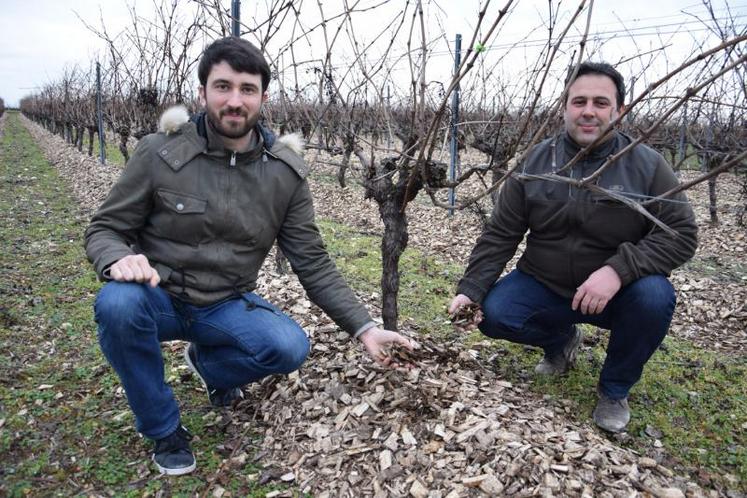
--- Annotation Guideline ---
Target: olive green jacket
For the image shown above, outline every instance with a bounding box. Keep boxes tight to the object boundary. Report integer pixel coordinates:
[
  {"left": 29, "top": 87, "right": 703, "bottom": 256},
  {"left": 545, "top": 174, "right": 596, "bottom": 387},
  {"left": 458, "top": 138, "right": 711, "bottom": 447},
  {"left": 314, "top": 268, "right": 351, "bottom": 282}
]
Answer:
[
  {"left": 457, "top": 131, "right": 698, "bottom": 302},
  {"left": 85, "top": 110, "right": 373, "bottom": 336}
]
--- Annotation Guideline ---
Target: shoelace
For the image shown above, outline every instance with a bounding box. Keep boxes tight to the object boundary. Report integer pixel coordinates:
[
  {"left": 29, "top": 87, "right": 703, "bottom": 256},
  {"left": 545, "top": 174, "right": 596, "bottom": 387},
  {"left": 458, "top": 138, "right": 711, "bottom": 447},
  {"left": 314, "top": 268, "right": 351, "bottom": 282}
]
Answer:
[{"left": 155, "top": 426, "right": 192, "bottom": 453}]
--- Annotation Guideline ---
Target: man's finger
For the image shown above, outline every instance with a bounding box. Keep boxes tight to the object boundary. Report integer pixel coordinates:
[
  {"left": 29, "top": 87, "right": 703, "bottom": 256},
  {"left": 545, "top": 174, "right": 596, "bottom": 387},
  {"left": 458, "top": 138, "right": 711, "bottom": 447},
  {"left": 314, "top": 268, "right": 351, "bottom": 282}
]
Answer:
[
  {"left": 396, "top": 335, "right": 414, "bottom": 351},
  {"left": 581, "top": 294, "right": 593, "bottom": 314},
  {"left": 594, "top": 299, "right": 607, "bottom": 314},
  {"left": 131, "top": 265, "right": 145, "bottom": 282},
  {"left": 149, "top": 271, "right": 161, "bottom": 287},
  {"left": 138, "top": 259, "right": 157, "bottom": 283},
  {"left": 572, "top": 288, "right": 584, "bottom": 311},
  {"left": 118, "top": 264, "right": 134, "bottom": 282}
]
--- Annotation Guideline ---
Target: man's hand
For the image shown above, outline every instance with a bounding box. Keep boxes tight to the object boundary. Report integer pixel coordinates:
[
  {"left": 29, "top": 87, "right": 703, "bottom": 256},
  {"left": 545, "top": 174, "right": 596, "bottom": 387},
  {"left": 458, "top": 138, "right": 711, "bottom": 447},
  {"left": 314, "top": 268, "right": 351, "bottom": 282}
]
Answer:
[
  {"left": 448, "top": 294, "right": 483, "bottom": 330},
  {"left": 109, "top": 254, "right": 161, "bottom": 287},
  {"left": 572, "top": 265, "right": 621, "bottom": 314},
  {"left": 358, "top": 326, "right": 415, "bottom": 368}
]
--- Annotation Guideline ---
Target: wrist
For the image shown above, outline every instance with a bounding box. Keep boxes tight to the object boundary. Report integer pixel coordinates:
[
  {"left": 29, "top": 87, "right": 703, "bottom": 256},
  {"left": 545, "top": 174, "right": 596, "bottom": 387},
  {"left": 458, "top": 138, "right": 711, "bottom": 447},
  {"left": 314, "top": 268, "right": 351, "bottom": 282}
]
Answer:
[{"left": 354, "top": 322, "right": 378, "bottom": 340}]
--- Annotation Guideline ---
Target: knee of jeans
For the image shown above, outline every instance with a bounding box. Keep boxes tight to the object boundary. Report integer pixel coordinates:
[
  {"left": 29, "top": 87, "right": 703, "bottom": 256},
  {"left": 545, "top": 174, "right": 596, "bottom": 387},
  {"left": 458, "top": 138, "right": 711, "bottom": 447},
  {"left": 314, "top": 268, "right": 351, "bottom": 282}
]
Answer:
[
  {"left": 626, "top": 275, "right": 675, "bottom": 313},
  {"left": 255, "top": 332, "right": 310, "bottom": 373},
  {"left": 477, "top": 306, "right": 513, "bottom": 339},
  {"left": 94, "top": 282, "right": 152, "bottom": 328}
]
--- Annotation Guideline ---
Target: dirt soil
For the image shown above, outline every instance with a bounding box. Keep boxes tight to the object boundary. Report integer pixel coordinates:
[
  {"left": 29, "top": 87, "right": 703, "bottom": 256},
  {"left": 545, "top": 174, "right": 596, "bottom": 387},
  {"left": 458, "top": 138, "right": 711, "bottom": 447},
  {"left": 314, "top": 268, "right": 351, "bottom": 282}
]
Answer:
[{"left": 20, "top": 115, "right": 746, "bottom": 497}]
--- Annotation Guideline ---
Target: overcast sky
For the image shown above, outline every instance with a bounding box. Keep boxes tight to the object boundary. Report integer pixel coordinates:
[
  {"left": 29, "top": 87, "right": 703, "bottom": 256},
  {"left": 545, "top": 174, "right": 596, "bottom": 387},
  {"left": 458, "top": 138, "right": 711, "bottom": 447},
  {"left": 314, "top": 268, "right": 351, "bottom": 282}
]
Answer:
[{"left": 1, "top": 0, "right": 745, "bottom": 107}]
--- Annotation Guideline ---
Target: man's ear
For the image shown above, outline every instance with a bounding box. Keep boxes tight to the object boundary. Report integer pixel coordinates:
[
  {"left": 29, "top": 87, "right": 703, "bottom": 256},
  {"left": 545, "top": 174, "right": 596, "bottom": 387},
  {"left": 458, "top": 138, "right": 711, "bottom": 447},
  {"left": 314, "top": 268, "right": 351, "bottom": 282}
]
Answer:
[
  {"left": 613, "top": 104, "right": 625, "bottom": 123},
  {"left": 198, "top": 86, "right": 206, "bottom": 107},
  {"left": 262, "top": 91, "right": 269, "bottom": 103}
]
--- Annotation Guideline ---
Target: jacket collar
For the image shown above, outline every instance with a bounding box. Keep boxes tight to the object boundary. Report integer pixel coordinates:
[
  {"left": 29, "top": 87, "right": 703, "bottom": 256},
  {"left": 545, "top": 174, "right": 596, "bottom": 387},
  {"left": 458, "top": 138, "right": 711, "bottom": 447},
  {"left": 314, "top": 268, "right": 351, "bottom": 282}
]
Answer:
[
  {"left": 157, "top": 108, "right": 290, "bottom": 171},
  {"left": 206, "top": 118, "right": 265, "bottom": 158},
  {"left": 561, "top": 130, "right": 619, "bottom": 159}
]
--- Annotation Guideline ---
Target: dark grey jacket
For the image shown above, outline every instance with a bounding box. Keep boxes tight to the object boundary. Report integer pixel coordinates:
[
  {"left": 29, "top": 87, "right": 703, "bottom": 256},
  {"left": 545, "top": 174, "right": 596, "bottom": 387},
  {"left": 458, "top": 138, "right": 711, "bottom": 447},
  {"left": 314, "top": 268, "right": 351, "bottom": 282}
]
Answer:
[
  {"left": 457, "top": 131, "right": 698, "bottom": 302},
  {"left": 85, "top": 110, "right": 373, "bottom": 335}
]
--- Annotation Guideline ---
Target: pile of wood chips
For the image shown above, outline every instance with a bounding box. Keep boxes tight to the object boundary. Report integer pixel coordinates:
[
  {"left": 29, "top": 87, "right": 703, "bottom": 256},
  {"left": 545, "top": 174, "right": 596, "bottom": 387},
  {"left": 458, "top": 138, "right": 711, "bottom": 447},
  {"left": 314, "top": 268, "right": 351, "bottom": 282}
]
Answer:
[{"left": 232, "top": 274, "right": 707, "bottom": 498}]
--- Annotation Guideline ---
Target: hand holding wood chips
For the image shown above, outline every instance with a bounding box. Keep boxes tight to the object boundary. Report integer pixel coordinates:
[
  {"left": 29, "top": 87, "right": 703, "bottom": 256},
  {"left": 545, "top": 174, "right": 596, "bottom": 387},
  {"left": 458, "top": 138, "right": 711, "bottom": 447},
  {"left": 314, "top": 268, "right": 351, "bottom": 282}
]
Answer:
[{"left": 449, "top": 302, "right": 483, "bottom": 333}]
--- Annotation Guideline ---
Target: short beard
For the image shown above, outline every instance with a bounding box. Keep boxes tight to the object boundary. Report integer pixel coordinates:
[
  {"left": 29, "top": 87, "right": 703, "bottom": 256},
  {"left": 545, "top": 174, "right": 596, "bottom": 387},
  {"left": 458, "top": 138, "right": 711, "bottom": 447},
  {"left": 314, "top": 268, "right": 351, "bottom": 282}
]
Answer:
[{"left": 206, "top": 108, "right": 258, "bottom": 139}]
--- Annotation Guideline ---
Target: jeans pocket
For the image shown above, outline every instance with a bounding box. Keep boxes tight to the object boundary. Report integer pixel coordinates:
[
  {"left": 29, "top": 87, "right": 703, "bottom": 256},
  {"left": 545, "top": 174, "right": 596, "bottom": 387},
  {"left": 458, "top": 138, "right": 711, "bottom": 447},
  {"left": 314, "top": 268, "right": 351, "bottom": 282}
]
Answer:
[{"left": 243, "top": 298, "right": 281, "bottom": 315}]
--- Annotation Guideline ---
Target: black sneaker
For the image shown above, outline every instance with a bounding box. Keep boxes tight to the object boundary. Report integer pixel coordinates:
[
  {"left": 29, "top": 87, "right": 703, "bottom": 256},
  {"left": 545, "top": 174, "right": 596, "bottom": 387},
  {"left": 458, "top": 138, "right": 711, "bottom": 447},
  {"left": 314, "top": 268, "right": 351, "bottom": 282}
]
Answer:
[
  {"left": 152, "top": 425, "right": 196, "bottom": 475},
  {"left": 183, "top": 344, "right": 243, "bottom": 407}
]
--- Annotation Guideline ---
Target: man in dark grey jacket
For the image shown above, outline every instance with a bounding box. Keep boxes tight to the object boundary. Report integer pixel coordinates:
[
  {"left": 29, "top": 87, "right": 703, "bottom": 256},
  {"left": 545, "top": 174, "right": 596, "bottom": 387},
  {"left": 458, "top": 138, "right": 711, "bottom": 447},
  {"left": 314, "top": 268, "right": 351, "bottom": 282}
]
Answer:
[
  {"left": 449, "top": 62, "right": 697, "bottom": 433},
  {"left": 85, "top": 37, "right": 412, "bottom": 475}
]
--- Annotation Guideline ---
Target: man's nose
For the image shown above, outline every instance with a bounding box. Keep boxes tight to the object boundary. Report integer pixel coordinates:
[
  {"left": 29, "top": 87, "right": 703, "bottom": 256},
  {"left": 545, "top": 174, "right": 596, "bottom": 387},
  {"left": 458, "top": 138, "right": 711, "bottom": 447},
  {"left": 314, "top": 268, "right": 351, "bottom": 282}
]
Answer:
[
  {"left": 226, "top": 89, "right": 243, "bottom": 106},
  {"left": 581, "top": 102, "right": 595, "bottom": 116}
]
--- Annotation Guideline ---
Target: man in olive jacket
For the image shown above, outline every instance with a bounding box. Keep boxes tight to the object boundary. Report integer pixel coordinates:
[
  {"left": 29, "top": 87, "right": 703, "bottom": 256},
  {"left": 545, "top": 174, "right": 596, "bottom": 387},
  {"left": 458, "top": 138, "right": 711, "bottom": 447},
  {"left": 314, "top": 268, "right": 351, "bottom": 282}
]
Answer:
[
  {"left": 449, "top": 62, "right": 697, "bottom": 433},
  {"left": 86, "top": 37, "right": 412, "bottom": 476}
]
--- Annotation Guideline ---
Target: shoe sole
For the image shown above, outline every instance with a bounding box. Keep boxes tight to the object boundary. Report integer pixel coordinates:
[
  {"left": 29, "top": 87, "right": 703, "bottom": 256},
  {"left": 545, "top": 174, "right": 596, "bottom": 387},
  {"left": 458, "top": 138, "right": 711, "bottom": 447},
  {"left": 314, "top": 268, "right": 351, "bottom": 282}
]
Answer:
[
  {"left": 152, "top": 455, "right": 197, "bottom": 476},
  {"left": 183, "top": 344, "right": 243, "bottom": 407},
  {"left": 183, "top": 344, "right": 211, "bottom": 395},
  {"left": 592, "top": 409, "right": 629, "bottom": 433}
]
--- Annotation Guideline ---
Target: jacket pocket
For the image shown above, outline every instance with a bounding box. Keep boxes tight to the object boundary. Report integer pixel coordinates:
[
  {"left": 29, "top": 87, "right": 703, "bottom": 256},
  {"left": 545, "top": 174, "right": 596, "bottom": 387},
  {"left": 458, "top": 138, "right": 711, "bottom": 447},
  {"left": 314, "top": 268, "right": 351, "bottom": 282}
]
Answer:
[
  {"left": 156, "top": 189, "right": 207, "bottom": 214},
  {"left": 150, "top": 189, "right": 209, "bottom": 245},
  {"left": 584, "top": 193, "right": 647, "bottom": 243}
]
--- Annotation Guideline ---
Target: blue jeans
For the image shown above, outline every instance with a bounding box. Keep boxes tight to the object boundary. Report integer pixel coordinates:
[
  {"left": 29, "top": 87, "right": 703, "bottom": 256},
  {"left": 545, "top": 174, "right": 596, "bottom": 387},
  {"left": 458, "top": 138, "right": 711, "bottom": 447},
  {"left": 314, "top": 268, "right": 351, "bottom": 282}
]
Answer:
[
  {"left": 94, "top": 282, "right": 310, "bottom": 440},
  {"left": 479, "top": 270, "right": 675, "bottom": 399}
]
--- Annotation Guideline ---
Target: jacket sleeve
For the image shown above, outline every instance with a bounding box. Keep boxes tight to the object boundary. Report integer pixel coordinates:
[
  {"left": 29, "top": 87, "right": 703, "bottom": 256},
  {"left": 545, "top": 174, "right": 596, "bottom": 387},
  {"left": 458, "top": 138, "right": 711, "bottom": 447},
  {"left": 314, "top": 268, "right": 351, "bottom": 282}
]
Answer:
[
  {"left": 456, "top": 175, "right": 528, "bottom": 303},
  {"left": 605, "top": 157, "right": 698, "bottom": 285},
  {"left": 277, "top": 180, "right": 374, "bottom": 336},
  {"left": 84, "top": 137, "right": 156, "bottom": 279}
]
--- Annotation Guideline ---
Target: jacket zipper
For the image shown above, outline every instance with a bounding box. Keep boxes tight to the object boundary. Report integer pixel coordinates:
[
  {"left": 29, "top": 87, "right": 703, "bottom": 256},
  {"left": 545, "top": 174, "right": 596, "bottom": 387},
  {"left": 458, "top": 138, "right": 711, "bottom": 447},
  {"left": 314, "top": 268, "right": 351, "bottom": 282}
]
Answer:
[
  {"left": 568, "top": 163, "right": 579, "bottom": 287},
  {"left": 230, "top": 151, "right": 237, "bottom": 167}
]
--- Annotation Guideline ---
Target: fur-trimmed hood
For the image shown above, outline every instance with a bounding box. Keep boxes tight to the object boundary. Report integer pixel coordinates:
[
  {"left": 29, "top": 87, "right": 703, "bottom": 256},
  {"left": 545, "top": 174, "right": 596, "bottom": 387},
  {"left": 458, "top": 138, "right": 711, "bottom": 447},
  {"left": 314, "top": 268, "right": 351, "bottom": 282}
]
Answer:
[{"left": 158, "top": 105, "right": 304, "bottom": 156}]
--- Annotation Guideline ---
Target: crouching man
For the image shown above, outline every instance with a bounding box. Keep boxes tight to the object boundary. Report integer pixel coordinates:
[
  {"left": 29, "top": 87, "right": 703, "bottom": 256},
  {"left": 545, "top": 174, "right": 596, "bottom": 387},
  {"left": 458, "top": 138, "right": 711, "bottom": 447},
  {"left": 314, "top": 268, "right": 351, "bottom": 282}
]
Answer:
[
  {"left": 85, "top": 37, "right": 412, "bottom": 475},
  {"left": 449, "top": 62, "right": 697, "bottom": 433}
]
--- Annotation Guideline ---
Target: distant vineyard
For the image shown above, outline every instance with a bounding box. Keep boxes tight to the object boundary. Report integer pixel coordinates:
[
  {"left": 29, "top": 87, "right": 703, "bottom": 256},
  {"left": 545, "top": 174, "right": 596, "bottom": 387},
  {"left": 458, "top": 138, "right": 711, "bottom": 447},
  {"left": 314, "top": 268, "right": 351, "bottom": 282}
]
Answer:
[{"left": 18, "top": 0, "right": 747, "bottom": 328}]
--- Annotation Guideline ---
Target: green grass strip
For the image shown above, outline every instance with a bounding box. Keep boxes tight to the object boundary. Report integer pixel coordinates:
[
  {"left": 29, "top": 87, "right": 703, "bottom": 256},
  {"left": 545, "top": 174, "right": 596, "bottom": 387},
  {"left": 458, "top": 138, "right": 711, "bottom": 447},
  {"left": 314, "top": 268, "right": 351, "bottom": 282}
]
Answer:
[{"left": 0, "top": 112, "right": 282, "bottom": 497}]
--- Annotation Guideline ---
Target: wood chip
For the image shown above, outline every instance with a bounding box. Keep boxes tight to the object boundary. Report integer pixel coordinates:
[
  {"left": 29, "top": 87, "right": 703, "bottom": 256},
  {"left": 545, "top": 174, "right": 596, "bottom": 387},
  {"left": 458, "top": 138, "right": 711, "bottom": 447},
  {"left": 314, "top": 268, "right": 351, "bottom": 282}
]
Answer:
[
  {"left": 400, "top": 426, "right": 417, "bottom": 446},
  {"left": 462, "top": 474, "right": 489, "bottom": 487},
  {"left": 409, "top": 479, "right": 429, "bottom": 498},
  {"left": 379, "top": 450, "right": 392, "bottom": 471}
]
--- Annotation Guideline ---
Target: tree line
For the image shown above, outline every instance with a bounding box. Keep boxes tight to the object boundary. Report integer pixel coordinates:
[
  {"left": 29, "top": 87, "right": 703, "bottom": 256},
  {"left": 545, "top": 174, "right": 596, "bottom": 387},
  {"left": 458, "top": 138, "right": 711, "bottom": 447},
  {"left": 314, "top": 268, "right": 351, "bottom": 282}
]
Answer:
[{"left": 18, "top": 0, "right": 747, "bottom": 329}]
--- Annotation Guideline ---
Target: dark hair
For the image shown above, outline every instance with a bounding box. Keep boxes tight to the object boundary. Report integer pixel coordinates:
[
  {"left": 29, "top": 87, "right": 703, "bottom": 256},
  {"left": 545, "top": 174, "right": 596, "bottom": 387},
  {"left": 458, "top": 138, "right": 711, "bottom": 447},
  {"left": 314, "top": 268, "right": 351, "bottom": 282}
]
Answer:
[
  {"left": 565, "top": 62, "right": 625, "bottom": 109},
  {"left": 198, "top": 37, "right": 271, "bottom": 92}
]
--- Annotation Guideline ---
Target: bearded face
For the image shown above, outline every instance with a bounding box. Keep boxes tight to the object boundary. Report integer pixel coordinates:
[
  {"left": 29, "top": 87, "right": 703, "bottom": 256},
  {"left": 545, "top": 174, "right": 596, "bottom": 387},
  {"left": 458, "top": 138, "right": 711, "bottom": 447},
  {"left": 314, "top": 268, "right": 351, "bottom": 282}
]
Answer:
[{"left": 199, "top": 61, "right": 268, "bottom": 143}]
